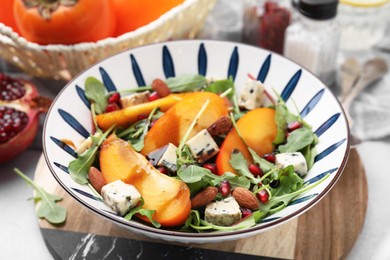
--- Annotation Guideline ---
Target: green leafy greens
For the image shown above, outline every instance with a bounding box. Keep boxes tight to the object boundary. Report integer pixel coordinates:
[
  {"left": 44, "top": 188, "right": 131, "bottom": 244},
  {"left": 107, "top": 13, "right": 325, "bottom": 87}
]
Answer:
[
  {"left": 84, "top": 77, "right": 108, "bottom": 114},
  {"left": 124, "top": 198, "right": 161, "bottom": 228},
  {"left": 68, "top": 125, "right": 115, "bottom": 185},
  {"left": 14, "top": 168, "right": 67, "bottom": 224}
]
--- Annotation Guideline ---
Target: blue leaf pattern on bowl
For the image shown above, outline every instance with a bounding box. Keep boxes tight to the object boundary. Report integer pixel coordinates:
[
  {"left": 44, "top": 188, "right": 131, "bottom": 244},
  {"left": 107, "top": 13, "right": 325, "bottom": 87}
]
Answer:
[
  {"left": 58, "top": 109, "right": 89, "bottom": 139},
  {"left": 315, "top": 113, "right": 341, "bottom": 137},
  {"left": 54, "top": 162, "right": 69, "bottom": 174},
  {"left": 99, "top": 67, "right": 117, "bottom": 92},
  {"left": 198, "top": 43, "right": 207, "bottom": 76},
  {"left": 72, "top": 188, "right": 102, "bottom": 202},
  {"left": 227, "top": 46, "right": 239, "bottom": 80},
  {"left": 314, "top": 139, "right": 346, "bottom": 163},
  {"left": 305, "top": 168, "right": 338, "bottom": 184},
  {"left": 257, "top": 54, "right": 271, "bottom": 83},
  {"left": 281, "top": 69, "right": 302, "bottom": 102},
  {"left": 290, "top": 193, "right": 318, "bottom": 206},
  {"left": 130, "top": 54, "right": 146, "bottom": 87},
  {"left": 50, "top": 136, "right": 77, "bottom": 158},
  {"left": 75, "top": 85, "right": 90, "bottom": 109},
  {"left": 163, "top": 46, "right": 175, "bottom": 78},
  {"left": 300, "top": 89, "right": 325, "bottom": 118}
]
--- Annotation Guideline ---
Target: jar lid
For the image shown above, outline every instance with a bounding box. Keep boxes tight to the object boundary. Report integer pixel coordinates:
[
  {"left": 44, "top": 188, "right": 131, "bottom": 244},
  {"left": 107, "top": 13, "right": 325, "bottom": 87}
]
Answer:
[
  {"left": 298, "top": 0, "right": 339, "bottom": 20},
  {"left": 341, "top": 0, "right": 390, "bottom": 7}
]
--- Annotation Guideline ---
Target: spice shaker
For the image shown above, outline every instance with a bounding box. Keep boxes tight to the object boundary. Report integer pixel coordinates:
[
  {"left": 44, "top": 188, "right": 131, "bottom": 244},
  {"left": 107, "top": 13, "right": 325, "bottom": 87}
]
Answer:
[
  {"left": 283, "top": 0, "right": 341, "bottom": 86},
  {"left": 242, "top": 0, "right": 291, "bottom": 54}
]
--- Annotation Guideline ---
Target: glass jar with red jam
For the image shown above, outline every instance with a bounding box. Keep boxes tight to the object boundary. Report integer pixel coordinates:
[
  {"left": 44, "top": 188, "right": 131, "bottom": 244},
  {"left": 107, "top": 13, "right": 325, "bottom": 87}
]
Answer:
[{"left": 242, "top": 0, "right": 292, "bottom": 54}]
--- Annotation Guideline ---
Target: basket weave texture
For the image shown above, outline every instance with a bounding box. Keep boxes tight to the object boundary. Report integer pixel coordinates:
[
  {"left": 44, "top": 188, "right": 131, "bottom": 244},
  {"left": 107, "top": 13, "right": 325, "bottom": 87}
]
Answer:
[{"left": 0, "top": 0, "right": 216, "bottom": 81}]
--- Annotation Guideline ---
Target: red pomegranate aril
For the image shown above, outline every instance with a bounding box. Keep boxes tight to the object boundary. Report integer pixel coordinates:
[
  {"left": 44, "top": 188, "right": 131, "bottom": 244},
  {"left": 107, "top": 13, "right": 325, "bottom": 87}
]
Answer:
[
  {"left": 263, "top": 153, "right": 276, "bottom": 163},
  {"left": 248, "top": 164, "right": 263, "bottom": 177},
  {"left": 157, "top": 166, "right": 168, "bottom": 175},
  {"left": 148, "top": 91, "right": 160, "bottom": 102},
  {"left": 219, "top": 180, "right": 231, "bottom": 197},
  {"left": 108, "top": 92, "right": 121, "bottom": 104},
  {"left": 241, "top": 208, "right": 252, "bottom": 218},
  {"left": 257, "top": 189, "right": 269, "bottom": 203},
  {"left": 287, "top": 121, "right": 301, "bottom": 132},
  {"left": 0, "top": 107, "right": 28, "bottom": 144},
  {"left": 137, "top": 113, "right": 148, "bottom": 121},
  {"left": 203, "top": 163, "right": 217, "bottom": 174},
  {"left": 105, "top": 103, "right": 120, "bottom": 113},
  {"left": 0, "top": 75, "right": 26, "bottom": 101},
  {"left": 0, "top": 73, "right": 47, "bottom": 164}
]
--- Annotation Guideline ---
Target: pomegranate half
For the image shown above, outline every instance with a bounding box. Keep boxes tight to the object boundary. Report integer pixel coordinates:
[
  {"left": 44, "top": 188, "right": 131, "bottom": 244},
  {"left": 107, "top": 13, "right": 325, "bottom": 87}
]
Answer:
[{"left": 0, "top": 73, "right": 50, "bottom": 164}]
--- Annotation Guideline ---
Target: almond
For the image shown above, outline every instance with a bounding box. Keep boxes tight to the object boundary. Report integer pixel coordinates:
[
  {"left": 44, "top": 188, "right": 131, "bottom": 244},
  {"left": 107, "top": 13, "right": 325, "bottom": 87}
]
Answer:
[
  {"left": 191, "top": 186, "right": 218, "bottom": 209},
  {"left": 151, "top": 78, "right": 171, "bottom": 98},
  {"left": 88, "top": 166, "right": 107, "bottom": 194},
  {"left": 207, "top": 116, "right": 232, "bottom": 137},
  {"left": 232, "top": 187, "right": 259, "bottom": 211}
]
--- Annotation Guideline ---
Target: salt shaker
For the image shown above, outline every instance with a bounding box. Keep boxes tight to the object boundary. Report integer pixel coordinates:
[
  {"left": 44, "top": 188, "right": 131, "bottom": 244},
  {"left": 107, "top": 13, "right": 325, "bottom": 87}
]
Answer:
[{"left": 283, "top": 0, "right": 340, "bottom": 86}]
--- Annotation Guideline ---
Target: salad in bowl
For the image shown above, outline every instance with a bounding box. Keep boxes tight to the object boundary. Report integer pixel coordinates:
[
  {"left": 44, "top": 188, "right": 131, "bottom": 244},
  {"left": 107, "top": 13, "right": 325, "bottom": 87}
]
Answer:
[{"left": 43, "top": 40, "right": 349, "bottom": 243}]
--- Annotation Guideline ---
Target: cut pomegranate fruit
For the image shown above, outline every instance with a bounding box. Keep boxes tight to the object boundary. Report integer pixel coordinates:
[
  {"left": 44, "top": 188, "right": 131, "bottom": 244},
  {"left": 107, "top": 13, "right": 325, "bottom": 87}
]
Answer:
[{"left": 0, "top": 73, "right": 51, "bottom": 164}]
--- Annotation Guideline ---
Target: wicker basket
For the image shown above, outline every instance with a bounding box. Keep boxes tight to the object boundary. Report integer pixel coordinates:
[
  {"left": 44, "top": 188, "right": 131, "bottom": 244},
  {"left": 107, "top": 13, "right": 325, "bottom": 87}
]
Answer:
[{"left": 0, "top": 0, "right": 217, "bottom": 81}]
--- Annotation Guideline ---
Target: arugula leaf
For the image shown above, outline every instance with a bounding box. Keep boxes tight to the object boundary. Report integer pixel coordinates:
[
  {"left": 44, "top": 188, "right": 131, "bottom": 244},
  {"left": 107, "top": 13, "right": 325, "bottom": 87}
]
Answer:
[
  {"left": 177, "top": 165, "right": 217, "bottom": 196},
  {"left": 220, "top": 172, "right": 251, "bottom": 189},
  {"left": 189, "top": 214, "right": 258, "bottom": 232},
  {"left": 248, "top": 147, "right": 276, "bottom": 173},
  {"left": 204, "top": 78, "right": 235, "bottom": 99},
  {"left": 270, "top": 165, "right": 303, "bottom": 197},
  {"left": 177, "top": 165, "right": 251, "bottom": 196},
  {"left": 14, "top": 168, "right": 67, "bottom": 224},
  {"left": 260, "top": 173, "right": 329, "bottom": 215},
  {"left": 229, "top": 151, "right": 261, "bottom": 185},
  {"left": 278, "top": 128, "right": 316, "bottom": 153},
  {"left": 124, "top": 198, "right": 161, "bottom": 228},
  {"left": 84, "top": 77, "right": 108, "bottom": 114},
  {"left": 177, "top": 165, "right": 207, "bottom": 183},
  {"left": 118, "top": 108, "right": 162, "bottom": 152},
  {"left": 166, "top": 74, "right": 207, "bottom": 92},
  {"left": 68, "top": 126, "right": 114, "bottom": 184}
]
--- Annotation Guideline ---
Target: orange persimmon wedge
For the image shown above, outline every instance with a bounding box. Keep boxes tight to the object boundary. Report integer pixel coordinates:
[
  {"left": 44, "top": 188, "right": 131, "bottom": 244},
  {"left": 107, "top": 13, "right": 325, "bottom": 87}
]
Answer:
[
  {"left": 216, "top": 108, "right": 277, "bottom": 175},
  {"left": 99, "top": 134, "right": 191, "bottom": 227},
  {"left": 141, "top": 92, "right": 228, "bottom": 155},
  {"left": 96, "top": 93, "right": 188, "bottom": 130}
]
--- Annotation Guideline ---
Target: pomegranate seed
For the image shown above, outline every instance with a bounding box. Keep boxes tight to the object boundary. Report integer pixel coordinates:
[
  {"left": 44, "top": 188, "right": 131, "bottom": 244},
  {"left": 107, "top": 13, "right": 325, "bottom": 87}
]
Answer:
[
  {"left": 137, "top": 113, "right": 148, "bottom": 121},
  {"left": 219, "top": 180, "right": 231, "bottom": 197},
  {"left": 108, "top": 92, "right": 121, "bottom": 104},
  {"left": 105, "top": 103, "right": 120, "bottom": 113},
  {"left": 157, "top": 166, "right": 168, "bottom": 174},
  {"left": 203, "top": 163, "right": 217, "bottom": 174},
  {"left": 257, "top": 190, "right": 269, "bottom": 203},
  {"left": 0, "top": 74, "right": 26, "bottom": 101},
  {"left": 241, "top": 208, "right": 252, "bottom": 218},
  {"left": 287, "top": 121, "right": 301, "bottom": 132},
  {"left": 248, "top": 164, "right": 263, "bottom": 177},
  {"left": 263, "top": 153, "right": 276, "bottom": 163},
  {"left": 148, "top": 91, "right": 160, "bottom": 102},
  {"left": 0, "top": 106, "right": 28, "bottom": 144}
]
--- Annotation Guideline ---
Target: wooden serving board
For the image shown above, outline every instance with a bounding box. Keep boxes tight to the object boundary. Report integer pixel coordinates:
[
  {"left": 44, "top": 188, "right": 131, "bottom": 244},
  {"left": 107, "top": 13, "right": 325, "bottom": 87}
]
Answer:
[{"left": 34, "top": 148, "right": 367, "bottom": 260}]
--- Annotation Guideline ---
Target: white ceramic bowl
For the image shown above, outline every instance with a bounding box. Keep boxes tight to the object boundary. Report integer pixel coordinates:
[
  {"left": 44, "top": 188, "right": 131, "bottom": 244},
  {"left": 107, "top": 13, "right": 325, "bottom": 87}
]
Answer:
[{"left": 43, "top": 40, "right": 350, "bottom": 243}]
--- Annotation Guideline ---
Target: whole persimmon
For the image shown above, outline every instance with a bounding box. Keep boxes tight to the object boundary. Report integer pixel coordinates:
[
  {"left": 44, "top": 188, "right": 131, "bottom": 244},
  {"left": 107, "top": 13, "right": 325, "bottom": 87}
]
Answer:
[
  {"left": 112, "top": 0, "right": 185, "bottom": 36},
  {"left": 13, "top": 0, "right": 116, "bottom": 45},
  {"left": 0, "top": 0, "right": 20, "bottom": 33}
]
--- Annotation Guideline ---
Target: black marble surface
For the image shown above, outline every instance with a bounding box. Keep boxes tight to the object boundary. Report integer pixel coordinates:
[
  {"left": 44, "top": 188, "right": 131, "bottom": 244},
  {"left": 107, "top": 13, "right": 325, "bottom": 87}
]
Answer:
[{"left": 41, "top": 228, "right": 282, "bottom": 260}]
